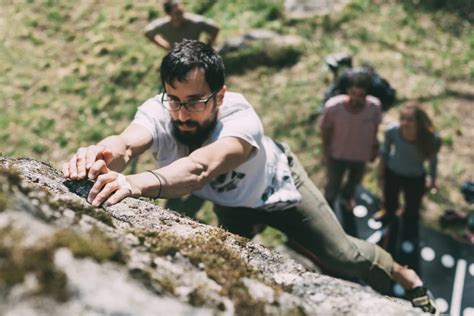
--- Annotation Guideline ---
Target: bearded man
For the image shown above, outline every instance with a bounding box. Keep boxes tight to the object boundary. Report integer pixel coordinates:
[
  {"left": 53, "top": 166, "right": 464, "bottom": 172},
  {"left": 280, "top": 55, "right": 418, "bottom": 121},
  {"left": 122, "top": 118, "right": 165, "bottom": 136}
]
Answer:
[{"left": 63, "top": 40, "right": 438, "bottom": 315}]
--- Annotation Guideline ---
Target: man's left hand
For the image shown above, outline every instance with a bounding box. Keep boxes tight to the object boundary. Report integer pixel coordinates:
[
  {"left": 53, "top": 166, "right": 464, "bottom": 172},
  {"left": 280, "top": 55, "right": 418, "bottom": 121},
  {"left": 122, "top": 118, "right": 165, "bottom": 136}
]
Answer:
[{"left": 87, "top": 171, "right": 141, "bottom": 207}]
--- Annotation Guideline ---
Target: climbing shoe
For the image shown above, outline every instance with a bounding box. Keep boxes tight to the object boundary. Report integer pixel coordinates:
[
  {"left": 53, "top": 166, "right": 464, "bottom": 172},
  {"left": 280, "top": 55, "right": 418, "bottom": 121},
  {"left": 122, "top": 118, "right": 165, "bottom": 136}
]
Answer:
[{"left": 405, "top": 286, "right": 439, "bottom": 315}]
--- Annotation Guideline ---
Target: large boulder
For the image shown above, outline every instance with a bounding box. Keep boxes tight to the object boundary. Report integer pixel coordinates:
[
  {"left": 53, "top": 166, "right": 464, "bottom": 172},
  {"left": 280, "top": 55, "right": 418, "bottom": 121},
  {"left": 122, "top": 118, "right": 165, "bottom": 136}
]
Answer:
[
  {"left": 284, "top": 0, "right": 350, "bottom": 19},
  {"left": 218, "top": 29, "right": 304, "bottom": 74},
  {"left": 0, "top": 156, "right": 421, "bottom": 315}
]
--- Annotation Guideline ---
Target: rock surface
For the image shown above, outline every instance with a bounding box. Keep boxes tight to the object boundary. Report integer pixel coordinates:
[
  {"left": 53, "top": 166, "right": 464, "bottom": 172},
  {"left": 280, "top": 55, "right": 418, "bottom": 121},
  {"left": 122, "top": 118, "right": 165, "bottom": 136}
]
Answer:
[
  {"left": 0, "top": 156, "right": 422, "bottom": 315},
  {"left": 218, "top": 29, "right": 304, "bottom": 74},
  {"left": 284, "top": 0, "right": 349, "bottom": 18}
]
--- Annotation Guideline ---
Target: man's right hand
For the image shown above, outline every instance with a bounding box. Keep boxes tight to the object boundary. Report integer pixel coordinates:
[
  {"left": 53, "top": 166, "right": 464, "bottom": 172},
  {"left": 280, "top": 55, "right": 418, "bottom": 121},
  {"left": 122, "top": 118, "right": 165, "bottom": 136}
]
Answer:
[{"left": 63, "top": 145, "right": 114, "bottom": 180}]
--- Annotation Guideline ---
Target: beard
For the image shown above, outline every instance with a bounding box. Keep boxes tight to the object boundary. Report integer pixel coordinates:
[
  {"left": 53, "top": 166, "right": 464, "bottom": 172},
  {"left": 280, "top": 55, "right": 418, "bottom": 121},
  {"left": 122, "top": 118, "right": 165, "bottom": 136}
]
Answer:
[{"left": 171, "top": 113, "right": 218, "bottom": 148}]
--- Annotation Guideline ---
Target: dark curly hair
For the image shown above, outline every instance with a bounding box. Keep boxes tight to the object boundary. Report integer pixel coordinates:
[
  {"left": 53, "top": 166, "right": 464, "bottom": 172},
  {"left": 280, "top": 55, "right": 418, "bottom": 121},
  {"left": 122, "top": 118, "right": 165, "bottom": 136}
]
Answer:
[
  {"left": 163, "top": 0, "right": 180, "bottom": 14},
  {"left": 160, "top": 39, "right": 225, "bottom": 92},
  {"left": 347, "top": 69, "right": 372, "bottom": 92}
]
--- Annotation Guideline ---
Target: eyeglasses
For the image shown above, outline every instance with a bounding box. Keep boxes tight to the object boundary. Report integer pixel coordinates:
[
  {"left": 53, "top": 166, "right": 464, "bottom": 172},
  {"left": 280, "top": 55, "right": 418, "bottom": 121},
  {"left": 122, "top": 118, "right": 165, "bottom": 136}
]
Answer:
[{"left": 161, "top": 91, "right": 218, "bottom": 112}]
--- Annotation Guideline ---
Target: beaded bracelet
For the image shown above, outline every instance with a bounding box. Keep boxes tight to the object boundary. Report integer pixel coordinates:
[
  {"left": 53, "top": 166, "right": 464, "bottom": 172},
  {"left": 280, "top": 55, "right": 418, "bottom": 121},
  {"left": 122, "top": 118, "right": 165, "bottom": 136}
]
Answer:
[{"left": 146, "top": 170, "right": 163, "bottom": 199}]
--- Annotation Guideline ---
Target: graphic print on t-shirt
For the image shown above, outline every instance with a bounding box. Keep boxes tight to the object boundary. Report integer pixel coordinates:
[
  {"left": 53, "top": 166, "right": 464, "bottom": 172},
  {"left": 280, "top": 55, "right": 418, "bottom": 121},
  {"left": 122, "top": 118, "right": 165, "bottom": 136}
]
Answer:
[
  {"left": 210, "top": 171, "right": 246, "bottom": 192},
  {"left": 260, "top": 168, "right": 298, "bottom": 211},
  {"left": 261, "top": 174, "right": 291, "bottom": 202}
]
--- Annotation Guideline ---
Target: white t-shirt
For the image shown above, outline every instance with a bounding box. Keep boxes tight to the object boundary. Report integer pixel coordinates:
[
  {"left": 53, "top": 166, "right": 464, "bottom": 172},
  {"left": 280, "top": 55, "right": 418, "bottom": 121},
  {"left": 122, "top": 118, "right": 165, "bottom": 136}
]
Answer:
[{"left": 132, "top": 92, "right": 301, "bottom": 210}]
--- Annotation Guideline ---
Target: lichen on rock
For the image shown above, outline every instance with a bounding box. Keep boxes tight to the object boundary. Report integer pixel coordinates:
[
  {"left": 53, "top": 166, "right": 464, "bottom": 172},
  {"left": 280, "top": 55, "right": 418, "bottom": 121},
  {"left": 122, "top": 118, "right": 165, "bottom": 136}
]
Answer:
[{"left": 0, "top": 156, "right": 422, "bottom": 315}]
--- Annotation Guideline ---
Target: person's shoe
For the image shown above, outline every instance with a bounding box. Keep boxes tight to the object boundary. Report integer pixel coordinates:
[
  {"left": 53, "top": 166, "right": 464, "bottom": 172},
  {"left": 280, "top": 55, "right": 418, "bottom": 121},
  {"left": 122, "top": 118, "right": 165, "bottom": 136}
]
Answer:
[
  {"left": 373, "top": 209, "right": 387, "bottom": 221},
  {"left": 460, "top": 230, "right": 474, "bottom": 244},
  {"left": 405, "top": 286, "right": 439, "bottom": 315},
  {"left": 439, "top": 209, "right": 468, "bottom": 228},
  {"left": 372, "top": 209, "right": 395, "bottom": 226}
]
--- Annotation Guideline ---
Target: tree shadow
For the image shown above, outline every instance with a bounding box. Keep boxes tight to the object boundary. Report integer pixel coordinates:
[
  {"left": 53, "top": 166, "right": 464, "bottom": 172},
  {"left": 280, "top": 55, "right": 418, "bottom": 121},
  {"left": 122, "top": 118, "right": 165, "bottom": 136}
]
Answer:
[{"left": 400, "top": 0, "right": 474, "bottom": 22}]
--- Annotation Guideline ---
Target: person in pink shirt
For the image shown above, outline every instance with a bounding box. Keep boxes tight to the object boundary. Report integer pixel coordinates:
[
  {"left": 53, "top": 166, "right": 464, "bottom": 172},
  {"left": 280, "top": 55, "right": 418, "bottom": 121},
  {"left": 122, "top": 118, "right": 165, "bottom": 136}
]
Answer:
[{"left": 318, "top": 71, "right": 382, "bottom": 211}]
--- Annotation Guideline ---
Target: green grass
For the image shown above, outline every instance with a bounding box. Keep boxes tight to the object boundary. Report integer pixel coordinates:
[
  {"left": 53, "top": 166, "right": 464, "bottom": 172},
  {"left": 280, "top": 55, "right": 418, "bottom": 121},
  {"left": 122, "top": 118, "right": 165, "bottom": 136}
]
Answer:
[{"left": 1, "top": 0, "right": 473, "bottom": 236}]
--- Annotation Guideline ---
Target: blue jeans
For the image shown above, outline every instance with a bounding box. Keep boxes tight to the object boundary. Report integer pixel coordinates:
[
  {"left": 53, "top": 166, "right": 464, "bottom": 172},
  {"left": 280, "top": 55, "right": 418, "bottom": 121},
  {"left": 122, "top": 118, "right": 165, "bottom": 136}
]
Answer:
[{"left": 214, "top": 143, "right": 394, "bottom": 294}]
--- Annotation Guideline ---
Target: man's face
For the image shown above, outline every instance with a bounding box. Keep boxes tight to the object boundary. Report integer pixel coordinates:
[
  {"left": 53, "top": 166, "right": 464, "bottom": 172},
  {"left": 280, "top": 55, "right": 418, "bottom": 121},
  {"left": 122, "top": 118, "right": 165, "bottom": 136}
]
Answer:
[
  {"left": 164, "top": 68, "right": 225, "bottom": 147},
  {"left": 347, "top": 86, "right": 367, "bottom": 109},
  {"left": 170, "top": 3, "right": 185, "bottom": 24},
  {"left": 399, "top": 107, "right": 417, "bottom": 133}
]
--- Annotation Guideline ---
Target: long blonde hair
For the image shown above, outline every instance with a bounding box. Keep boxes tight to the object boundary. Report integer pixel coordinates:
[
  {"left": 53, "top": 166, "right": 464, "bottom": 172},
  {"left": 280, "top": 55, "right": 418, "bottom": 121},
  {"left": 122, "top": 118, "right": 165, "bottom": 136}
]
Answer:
[{"left": 403, "top": 102, "right": 440, "bottom": 160}]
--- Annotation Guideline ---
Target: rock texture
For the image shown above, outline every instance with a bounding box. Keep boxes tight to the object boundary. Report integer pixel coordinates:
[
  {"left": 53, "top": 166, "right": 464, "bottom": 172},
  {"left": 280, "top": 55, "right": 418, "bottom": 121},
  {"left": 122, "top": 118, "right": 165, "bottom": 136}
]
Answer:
[
  {"left": 284, "top": 0, "right": 349, "bottom": 18},
  {"left": 0, "top": 156, "right": 422, "bottom": 315},
  {"left": 218, "top": 29, "right": 304, "bottom": 74}
]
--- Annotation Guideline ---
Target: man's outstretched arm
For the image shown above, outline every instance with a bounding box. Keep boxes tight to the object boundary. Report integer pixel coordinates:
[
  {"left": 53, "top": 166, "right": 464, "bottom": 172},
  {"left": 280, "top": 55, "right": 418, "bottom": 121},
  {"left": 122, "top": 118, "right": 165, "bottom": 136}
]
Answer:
[
  {"left": 143, "top": 21, "right": 172, "bottom": 51},
  {"left": 205, "top": 25, "right": 219, "bottom": 47},
  {"left": 146, "top": 33, "right": 172, "bottom": 51},
  {"left": 63, "top": 123, "right": 153, "bottom": 180},
  {"left": 87, "top": 136, "right": 255, "bottom": 207},
  {"left": 155, "top": 136, "right": 254, "bottom": 198}
]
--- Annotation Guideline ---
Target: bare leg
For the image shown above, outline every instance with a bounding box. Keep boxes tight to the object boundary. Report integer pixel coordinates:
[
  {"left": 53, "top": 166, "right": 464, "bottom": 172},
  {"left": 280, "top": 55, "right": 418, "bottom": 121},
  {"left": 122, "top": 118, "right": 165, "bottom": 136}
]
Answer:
[{"left": 391, "top": 262, "right": 422, "bottom": 289}]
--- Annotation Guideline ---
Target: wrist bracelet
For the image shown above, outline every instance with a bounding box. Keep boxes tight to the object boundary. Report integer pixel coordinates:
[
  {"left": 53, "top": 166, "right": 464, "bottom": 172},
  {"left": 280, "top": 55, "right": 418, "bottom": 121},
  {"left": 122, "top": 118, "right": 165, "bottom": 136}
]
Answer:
[{"left": 146, "top": 170, "right": 163, "bottom": 199}]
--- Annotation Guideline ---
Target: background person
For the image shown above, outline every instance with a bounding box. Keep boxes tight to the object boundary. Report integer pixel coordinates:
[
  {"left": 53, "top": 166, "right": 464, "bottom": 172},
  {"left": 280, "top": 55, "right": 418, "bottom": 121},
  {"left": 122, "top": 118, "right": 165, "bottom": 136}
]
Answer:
[
  {"left": 377, "top": 102, "right": 441, "bottom": 274},
  {"left": 318, "top": 71, "right": 382, "bottom": 212},
  {"left": 308, "top": 58, "right": 396, "bottom": 123},
  {"left": 143, "top": 0, "right": 220, "bottom": 51},
  {"left": 63, "top": 40, "right": 437, "bottom": 314},
  {"left": 323, "top": 63, "right": 396, "bottom": 113}
]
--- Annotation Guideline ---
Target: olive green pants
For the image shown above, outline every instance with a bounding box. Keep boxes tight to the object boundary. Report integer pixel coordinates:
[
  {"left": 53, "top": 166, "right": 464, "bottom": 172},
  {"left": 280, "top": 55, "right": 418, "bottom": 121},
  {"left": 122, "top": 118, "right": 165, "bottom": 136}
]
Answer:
[{"left": 214, "top": 143, "right": 394, "bottom": 294}]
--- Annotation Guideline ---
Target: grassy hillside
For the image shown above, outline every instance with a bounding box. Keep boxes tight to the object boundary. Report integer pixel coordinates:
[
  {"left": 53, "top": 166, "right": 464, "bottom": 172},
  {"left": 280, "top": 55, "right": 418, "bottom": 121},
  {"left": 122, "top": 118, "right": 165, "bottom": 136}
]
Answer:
[{"left": 1, "top": 0, "right": 473, "bottom": 234}]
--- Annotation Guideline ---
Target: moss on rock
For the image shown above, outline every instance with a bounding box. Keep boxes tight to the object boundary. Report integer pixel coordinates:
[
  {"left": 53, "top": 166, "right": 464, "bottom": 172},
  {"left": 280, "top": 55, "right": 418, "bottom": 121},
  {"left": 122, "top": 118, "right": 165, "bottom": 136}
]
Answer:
[
  {"left": 134, "top": 226, "right": 287, "bottom": 309},
  {"left": 0, "top": 164, "right": 22, "bottom": 187},
  {"left": 0, "top": 192, "right": 7, "bottom": 213},
  {"left": 50, "top": 197, "right": 115, "bottom": 227},
  {"left": 51, "top": 228, "right": 124, "bottom": 263},
  {"left": 0, "top": 222, "right": 124, "bottom": 303},
  {"left": 150, "top": 228, "right": 255, "bottom": 287},
  {"left": 0, "top": 225, "right": 70, "bottom": 302},
  {"left": 0, "top": 165, "right": 19, "bottom": 213}
]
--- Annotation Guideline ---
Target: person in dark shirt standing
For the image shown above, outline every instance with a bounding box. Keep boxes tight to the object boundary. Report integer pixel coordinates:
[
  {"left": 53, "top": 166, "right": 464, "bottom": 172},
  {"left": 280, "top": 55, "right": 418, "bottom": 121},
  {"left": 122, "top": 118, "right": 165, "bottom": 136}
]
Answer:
[{"left": 143, "top": 0, "right": 220, "bottom": 51}]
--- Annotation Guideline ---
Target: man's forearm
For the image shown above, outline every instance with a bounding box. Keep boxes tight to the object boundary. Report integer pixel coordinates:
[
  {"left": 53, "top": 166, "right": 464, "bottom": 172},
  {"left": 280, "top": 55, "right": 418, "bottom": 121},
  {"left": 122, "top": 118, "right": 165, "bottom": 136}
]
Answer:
[
  {"left": 135, "top": 136, "right": 252, "bottom": 199},
  {"left": 207, "top": 29, "right": 219, "bottom": 46},
  {"left": 146, "top": 34, "right": 171, "bottom": 51},
  {"left": 129, "top": 156, "right": 207, "bottom": 200}
]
